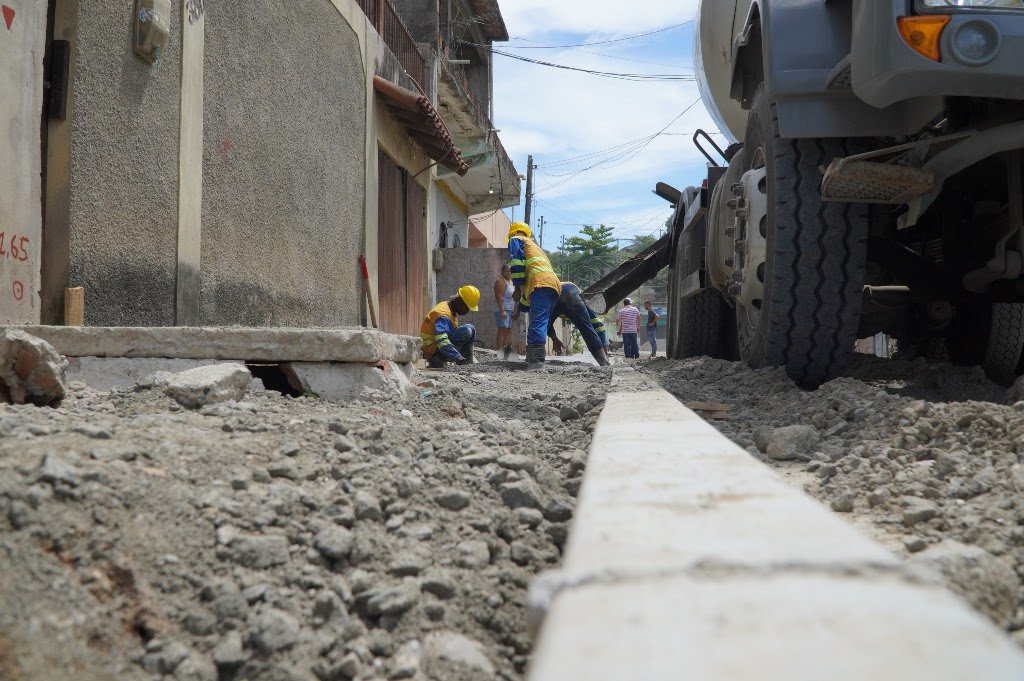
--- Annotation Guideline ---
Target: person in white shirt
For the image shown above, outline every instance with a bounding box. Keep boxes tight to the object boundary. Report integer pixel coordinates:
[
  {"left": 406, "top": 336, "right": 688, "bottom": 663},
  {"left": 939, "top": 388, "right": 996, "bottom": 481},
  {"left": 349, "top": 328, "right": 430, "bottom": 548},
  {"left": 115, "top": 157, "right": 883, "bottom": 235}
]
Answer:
[
  {"left": 616, "top": 299, "right": 642, "bottom": 359},
  {"left": 493, "top": 265, "right": 515, "bottom": 358}
]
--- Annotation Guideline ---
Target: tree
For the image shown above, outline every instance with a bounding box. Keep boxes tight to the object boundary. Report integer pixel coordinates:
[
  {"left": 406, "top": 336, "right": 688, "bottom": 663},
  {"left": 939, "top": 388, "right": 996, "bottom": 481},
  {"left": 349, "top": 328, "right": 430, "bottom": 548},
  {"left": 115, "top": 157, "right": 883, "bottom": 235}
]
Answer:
[{"left": 552, "top": 224, "right": 618, "bottom": 287}]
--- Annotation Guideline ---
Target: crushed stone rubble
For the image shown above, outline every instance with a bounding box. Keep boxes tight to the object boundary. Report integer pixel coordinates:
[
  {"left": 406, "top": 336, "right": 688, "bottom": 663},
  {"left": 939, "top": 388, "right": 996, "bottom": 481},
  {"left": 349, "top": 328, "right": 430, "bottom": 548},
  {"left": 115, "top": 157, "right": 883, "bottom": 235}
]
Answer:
[
  {"left": 0, "top": 356, "right": 609, "bottom": 681},
  {"left": 641, "top": 354, "right": 1024, "bottom": 646}
]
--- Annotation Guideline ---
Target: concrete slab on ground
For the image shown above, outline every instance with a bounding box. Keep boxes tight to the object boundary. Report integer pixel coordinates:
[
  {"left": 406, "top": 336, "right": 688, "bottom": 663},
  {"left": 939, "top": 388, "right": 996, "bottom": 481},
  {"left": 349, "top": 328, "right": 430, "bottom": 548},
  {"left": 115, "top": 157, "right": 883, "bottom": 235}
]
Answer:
[
  {"left": 66, "top": 357, "right": 234, "bottom": 392},
  {"left": 527, "top": 367, "right": 1024, "bottom": 681},
  {"left": 11, "top": 325, "right": 420, "bottom": 363}
]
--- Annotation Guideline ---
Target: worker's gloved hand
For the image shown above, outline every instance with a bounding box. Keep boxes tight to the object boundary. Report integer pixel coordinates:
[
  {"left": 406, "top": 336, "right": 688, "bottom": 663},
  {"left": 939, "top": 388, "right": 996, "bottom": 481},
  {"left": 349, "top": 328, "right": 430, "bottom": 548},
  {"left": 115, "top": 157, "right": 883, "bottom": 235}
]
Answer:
[
  {"left": 551, "top": 341, "right": 564, "bottom": 355},
  {"left": 455, "top": 357, "right": 470, "bottom": 366}
]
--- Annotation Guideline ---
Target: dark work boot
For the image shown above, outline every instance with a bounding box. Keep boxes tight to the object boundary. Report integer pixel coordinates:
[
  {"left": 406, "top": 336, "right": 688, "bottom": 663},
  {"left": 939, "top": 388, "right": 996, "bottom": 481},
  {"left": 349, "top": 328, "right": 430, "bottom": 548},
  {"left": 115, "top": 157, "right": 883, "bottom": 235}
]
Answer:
[{"left": 526, "top": 344, "right": 546, "bottom": 365}]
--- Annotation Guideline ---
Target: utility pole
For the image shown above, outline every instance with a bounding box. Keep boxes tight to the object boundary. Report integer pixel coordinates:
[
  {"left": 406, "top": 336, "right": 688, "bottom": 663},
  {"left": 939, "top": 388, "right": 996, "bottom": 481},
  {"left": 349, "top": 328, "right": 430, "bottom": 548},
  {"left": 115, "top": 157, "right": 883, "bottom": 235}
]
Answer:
[
  {"left": 538, "top": 216, "right": 545, "bottom": 247},
  {"left": 523, "top": 155, "right": 536, "bottom": 227}
]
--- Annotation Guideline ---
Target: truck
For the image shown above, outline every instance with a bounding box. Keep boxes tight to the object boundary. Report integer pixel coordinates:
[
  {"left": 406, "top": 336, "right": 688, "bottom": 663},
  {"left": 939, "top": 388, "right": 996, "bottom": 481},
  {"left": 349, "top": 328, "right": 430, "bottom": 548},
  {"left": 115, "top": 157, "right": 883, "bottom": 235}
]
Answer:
[{"left": 586, "top": 0, "right": 1024, "bottom": 388}]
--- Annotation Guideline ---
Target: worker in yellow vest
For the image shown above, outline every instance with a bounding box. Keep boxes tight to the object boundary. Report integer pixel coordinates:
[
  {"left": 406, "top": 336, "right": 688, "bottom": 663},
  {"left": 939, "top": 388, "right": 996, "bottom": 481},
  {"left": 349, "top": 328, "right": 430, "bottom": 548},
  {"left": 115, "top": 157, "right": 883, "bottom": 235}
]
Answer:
[
  {"left": 508, "top": 222, "right": 561, "bottom": 364},
  {"left": 420, "top": 285, "right": 480, "bottom": 368}
]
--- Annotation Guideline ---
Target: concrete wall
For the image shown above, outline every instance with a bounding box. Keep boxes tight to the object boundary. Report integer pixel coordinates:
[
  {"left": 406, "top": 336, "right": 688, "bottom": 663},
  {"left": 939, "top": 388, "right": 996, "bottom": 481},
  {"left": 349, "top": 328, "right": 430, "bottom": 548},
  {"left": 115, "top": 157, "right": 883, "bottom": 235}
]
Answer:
[
  {"left": 0, "top": 0, "right": 46, "bottom": 323},
  {"left": 433, "top": 181, "right": 469, "bottom": 248},
  {"left": 15, "top": 0, "right": 440, "bottom": 330},
  {"left": 436, "top": 247, "right": 508, "bottom": 348},
  {"left": 67, "top": 0, "right": 183, "bottom": 326},
  {"left": 199, "top": 0, "right": 366, "bottom": 326},
  {"left": 469, "top": 210, "right": 511, "bottom": 248},
  {"left": 390, "top": 0, "right": 437, "bottom": 44}
]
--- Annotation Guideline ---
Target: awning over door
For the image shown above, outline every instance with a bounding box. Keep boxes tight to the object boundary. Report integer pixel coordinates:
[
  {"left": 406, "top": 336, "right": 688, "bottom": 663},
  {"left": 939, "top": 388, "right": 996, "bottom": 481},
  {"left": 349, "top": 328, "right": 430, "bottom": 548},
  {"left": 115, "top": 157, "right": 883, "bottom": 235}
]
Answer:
[{"left": 373, "top": 76, "right": 469, "bottom": 177}]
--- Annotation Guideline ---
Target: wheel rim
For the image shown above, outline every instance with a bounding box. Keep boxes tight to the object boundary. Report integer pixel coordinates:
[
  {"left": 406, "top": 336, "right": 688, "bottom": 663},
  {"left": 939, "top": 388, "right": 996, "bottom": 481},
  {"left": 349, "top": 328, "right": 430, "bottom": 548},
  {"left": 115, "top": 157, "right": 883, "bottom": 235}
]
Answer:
[{"left": 735, "top": 149, "right": 769, "bottom": 358}]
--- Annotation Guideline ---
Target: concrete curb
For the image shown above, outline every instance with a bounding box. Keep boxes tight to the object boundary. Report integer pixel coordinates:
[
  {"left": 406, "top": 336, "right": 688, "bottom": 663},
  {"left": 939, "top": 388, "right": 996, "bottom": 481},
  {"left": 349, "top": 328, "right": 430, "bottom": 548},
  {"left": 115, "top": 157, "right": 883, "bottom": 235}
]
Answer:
[
  {"left": 10, "top": 325, "right": 421, "bottom": 363},
  {"left": 527, "top": 368, "right": 1024, "bottom": 681}
]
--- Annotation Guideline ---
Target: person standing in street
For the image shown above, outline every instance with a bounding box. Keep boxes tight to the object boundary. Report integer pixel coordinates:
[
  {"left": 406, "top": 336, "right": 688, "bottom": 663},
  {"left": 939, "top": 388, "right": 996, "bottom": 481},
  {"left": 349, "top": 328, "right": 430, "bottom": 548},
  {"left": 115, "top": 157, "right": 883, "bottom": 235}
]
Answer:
[
  {"left": 420, "top": 286, "right": 480, "bottom": 368},
  {"left": 493, "top": 265, "right": 515, "bottom": 359},
  {"left": 644, "top": 301, "right": 660, "bottom": 359},
  {"left": 616, "top": 298, "right": 642, "bottom": 359},
  {"left": 508, "top": 222, "right": 561, "bottom": 365}
]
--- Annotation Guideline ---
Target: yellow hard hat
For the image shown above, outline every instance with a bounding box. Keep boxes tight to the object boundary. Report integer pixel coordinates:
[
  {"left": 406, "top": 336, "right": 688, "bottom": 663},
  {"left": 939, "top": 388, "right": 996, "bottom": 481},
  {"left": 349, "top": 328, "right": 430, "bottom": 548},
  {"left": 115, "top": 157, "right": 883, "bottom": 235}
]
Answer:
[
  {"left": 508, "top": 222, "right": 532, "bottom": 240},
  {"left": 458, "top": 285, "right": 480, "bottom": 311}
]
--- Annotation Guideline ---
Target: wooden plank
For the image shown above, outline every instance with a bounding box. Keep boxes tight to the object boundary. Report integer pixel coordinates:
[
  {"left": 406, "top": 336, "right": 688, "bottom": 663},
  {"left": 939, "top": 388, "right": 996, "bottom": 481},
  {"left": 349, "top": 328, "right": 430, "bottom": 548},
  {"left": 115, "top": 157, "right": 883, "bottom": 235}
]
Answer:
[
  {"left": 176, "top": 3, "right": 204, "bottom": 325},
  {"left": 63, "top": 287, "right": 84, "bottom": 326}
]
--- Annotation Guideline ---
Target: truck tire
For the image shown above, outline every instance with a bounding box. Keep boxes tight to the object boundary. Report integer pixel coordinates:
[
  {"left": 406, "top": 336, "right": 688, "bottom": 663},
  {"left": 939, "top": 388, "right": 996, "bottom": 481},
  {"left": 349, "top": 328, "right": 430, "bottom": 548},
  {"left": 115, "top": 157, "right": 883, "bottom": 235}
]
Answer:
[
  {"left": 667, "top": 224, "right": 733, "bottom": 359},
  {"left": 947, "top": 302, "right": 1024, "bottom": 386},
  {"left": 734, "top": 84, "right": 869, "bottom": 389}
]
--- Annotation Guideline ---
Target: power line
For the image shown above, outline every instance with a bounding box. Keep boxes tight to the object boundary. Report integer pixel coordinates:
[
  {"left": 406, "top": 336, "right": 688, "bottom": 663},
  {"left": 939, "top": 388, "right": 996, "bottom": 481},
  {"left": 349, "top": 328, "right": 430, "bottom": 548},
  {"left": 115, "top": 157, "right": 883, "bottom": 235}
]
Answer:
[
  {"left": 533, "top": 97, "right": 703, "bottom": 196},
  {"left": 489, "top": 48, "right": 696, "bottom": 82}
]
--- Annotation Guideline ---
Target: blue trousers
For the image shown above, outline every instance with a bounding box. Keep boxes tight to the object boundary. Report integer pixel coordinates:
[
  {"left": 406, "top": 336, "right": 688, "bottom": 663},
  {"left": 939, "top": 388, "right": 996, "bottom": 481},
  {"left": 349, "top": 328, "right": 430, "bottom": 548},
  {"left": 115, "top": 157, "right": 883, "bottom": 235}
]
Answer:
[
  {"left": 527, "top": 287, "right": 559, "bottom": 347},
  {"left": 623, "top": 333, "right": 639, "bottom": 359},
  {"left": 647, "top": 326, "right": 658, "bottom": 355},
  {"left": 555, "top": 285, "right": 605, "bottom": 359},
  {"left": 429, "top": 324, "right": 476, "bottom": 367}
]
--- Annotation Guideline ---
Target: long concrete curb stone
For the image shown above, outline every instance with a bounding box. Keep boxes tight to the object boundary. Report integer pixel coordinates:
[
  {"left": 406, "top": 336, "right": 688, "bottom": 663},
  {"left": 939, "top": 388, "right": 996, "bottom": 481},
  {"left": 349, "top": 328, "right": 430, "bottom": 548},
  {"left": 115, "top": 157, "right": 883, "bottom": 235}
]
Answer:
[
  {"left": 527, "top": 368, "right": 1024, "bottom": 681},
  {"left": 10, "top": 326, "right": 421, "bottom": 364}
]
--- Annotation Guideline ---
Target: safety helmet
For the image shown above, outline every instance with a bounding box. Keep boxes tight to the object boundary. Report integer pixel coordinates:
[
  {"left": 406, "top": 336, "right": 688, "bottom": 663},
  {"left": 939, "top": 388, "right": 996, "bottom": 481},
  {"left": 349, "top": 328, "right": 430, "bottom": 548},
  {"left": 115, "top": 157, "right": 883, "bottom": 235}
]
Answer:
[
  {"left": 508, "top": 222, "right": 532, "bottom": 240},
  {"left": 458, "top": 285, "right": 481, "bottom": 311}
]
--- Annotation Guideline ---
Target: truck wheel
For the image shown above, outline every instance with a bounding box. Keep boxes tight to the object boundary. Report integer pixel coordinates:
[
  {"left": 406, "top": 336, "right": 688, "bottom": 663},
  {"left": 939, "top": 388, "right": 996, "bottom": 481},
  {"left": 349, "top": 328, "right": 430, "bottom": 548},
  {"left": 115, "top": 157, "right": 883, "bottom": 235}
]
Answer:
[
  {"left": 667, "top": 224, "right": 734, "bottom": 359},
  {"left": 733, "top": 84, "right": 869, "bottom": 389},
  {"left": 948, "top": 302, "right": 1024, "bottom": 385}
]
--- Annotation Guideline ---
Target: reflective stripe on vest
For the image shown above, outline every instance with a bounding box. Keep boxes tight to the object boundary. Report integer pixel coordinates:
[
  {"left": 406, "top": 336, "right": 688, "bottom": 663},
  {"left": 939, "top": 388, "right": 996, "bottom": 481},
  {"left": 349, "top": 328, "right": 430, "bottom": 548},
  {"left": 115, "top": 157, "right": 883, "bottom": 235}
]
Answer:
[
  {"left": 420, "top": 302, "right": 458, "bottom": 357},
  {"left": 514, "top": 236, "right": 560, "bottom": 298}
]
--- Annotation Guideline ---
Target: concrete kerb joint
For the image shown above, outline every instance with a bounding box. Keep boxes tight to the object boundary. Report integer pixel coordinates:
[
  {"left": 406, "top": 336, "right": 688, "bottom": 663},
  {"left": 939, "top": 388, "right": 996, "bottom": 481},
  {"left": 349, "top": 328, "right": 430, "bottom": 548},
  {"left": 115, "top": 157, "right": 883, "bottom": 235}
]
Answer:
[{"left": 526, "top": 559, "right": 940, "bottom": 641}]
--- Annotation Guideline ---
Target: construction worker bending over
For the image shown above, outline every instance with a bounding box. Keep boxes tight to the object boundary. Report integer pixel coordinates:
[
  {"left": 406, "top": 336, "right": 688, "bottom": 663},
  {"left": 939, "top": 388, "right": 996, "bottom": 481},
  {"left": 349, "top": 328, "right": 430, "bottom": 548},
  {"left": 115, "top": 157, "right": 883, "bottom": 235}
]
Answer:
[
  {"left": 543, "top": 282, "right": 610, "bottom": 366},
  {"left": 508, "top": 222, "right": 561, "bottom": 365},
  {"left": 420, "top": 286, "right": 480, "bottom": 368}
]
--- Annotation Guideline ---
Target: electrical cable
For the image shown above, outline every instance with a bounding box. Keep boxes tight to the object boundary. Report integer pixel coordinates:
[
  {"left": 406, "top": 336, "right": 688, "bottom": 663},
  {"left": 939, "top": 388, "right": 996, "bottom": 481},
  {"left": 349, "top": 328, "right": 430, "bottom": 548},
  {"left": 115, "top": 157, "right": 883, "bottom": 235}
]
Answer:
[
  {"left": 533, "top": 97, "right": 703, "bottom": 196},
  {"left": 489, "top": 48, "right": 696, "bottom": 81}
]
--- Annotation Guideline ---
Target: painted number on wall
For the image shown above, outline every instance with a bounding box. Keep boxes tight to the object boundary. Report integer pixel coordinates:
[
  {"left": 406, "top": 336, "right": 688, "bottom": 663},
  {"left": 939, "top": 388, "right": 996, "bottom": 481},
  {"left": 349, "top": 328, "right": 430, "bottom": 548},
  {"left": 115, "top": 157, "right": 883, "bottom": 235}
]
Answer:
[{"left": 0, "top": 233, "right": 29, "bottom": 262}]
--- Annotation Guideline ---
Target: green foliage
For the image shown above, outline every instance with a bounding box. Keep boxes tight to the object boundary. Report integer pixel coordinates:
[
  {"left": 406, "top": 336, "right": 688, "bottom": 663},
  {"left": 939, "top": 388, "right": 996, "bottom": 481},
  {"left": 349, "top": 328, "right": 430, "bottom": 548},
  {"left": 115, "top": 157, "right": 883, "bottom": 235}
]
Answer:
[
  {"left": 551, "top": 224, "right": 618, "bottom": 286},
  {"left": 551, "top": 219, "right": 671, "bottom": 296}
]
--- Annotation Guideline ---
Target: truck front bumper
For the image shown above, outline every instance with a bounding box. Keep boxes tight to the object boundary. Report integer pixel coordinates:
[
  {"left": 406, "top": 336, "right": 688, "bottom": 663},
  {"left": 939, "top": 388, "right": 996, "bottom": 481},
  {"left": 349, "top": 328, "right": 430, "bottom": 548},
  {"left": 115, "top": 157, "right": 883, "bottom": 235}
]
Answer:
[{"left": 852, "top": 3, "right": 1024, "bottom": 109}]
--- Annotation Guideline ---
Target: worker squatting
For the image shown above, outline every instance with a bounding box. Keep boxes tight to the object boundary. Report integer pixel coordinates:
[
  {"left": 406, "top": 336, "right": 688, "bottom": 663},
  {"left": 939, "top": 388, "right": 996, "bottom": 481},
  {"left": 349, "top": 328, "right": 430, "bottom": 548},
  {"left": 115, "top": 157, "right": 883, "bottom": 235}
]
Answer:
[{"left": 420, "top": 222, "right": 611, "bottom": 368}]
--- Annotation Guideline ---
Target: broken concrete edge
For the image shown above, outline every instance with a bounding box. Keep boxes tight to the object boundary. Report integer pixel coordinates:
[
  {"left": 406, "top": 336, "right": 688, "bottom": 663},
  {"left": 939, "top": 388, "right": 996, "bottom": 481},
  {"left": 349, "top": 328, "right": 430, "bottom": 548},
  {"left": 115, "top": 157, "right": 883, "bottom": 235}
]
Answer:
[
  {"left": 9, "top": 325, "right": 422, "bottom": 364},
  {"left": 526, "top": 368, "right": 1024, "bottom": 681},
  {"left": 66, "top": 357, "right": 414, "bottom": 402}
]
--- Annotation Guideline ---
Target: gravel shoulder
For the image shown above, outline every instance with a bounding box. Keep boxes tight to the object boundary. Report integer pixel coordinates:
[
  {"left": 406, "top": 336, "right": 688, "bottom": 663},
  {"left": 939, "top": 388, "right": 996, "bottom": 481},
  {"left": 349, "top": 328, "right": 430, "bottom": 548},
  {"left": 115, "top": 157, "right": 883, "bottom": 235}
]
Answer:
[
  {"left": 641, "top": 354, "right": 1024, "bottom": 646},
  {"left": 0, "top": 360, "right": 609, "bottom": 681}
]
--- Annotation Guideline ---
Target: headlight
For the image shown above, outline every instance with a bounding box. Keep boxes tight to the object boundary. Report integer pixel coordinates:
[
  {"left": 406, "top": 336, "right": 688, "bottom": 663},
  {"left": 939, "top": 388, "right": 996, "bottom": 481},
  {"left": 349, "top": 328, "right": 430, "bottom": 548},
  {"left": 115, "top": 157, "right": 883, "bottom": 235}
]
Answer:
[{"left": 917, "top": 0, "right": 1024, "bottom": 12}]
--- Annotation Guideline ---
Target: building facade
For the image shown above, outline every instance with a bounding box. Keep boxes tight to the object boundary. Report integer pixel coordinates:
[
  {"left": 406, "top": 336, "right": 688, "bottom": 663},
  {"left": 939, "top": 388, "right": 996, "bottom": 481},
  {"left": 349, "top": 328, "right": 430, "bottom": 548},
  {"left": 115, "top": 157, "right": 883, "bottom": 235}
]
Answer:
[{"left": 1, "top": 0, "right": 518, "bottom": 337}]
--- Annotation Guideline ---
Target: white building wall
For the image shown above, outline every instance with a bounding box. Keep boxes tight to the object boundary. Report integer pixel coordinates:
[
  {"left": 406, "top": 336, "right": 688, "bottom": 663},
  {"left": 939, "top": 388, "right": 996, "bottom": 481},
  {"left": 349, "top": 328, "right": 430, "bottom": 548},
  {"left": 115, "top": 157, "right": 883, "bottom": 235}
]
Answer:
[{"left": 0, "top": 0, "right": 45, "bottom": 323}]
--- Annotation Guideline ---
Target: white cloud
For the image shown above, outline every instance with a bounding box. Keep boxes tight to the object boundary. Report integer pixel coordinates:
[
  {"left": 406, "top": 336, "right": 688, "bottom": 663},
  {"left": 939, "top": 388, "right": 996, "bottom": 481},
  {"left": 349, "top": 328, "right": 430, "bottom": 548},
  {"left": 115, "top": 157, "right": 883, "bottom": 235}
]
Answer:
[
  {"left": 488, "top": 2, "right": 723, "bottom": 244},
  {"left": 498, "top": 0, "right": 701, "bottom": 38}
]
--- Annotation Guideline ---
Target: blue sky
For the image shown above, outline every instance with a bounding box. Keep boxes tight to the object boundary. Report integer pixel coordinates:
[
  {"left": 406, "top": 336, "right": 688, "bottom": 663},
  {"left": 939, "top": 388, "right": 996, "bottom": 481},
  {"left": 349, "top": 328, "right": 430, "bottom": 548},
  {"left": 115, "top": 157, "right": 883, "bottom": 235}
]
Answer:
[{"left": 491, "top": 0, "right": 724, "bottom": 251}]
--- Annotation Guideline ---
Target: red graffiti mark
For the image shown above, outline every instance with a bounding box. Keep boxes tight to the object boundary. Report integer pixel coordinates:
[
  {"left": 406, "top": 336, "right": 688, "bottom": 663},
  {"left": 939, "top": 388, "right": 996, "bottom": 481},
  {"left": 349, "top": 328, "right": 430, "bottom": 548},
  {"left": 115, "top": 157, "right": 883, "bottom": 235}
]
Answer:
[
  {"left": 218, "top": 138, "right": 234, "bottom": 162},
  {"left": 0, "top": 233, "right": 29, "bottom": 261},
  {"left": 2, "top": 5, "right": 14, "bottom": 31},
  {"left": 12, "top": 281, "right": 23, "bottom": 301}
]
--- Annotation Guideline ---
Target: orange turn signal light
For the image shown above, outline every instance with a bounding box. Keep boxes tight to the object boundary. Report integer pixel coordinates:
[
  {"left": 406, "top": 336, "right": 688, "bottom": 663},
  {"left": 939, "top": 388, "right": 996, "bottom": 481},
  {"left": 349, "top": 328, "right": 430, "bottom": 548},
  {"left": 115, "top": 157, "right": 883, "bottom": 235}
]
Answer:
[{"left": 898, "top": 15, "right": 951, "bottom": 62}]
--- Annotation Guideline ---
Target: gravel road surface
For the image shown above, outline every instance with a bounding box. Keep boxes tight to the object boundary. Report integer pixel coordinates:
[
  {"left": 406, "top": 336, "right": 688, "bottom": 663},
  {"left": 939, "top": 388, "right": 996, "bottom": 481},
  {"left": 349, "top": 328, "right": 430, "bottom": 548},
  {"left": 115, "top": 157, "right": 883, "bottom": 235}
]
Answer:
[{"left": 0, "top": 360, "right": 609, "bottom": 681}]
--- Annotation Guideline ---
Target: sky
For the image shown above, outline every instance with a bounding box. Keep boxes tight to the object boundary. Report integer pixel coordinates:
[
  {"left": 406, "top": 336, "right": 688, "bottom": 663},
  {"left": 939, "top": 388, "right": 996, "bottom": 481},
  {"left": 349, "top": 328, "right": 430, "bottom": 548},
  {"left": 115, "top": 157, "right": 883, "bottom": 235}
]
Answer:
[{"left": 490, "top": 0, "right": 725, "bottom": 252}]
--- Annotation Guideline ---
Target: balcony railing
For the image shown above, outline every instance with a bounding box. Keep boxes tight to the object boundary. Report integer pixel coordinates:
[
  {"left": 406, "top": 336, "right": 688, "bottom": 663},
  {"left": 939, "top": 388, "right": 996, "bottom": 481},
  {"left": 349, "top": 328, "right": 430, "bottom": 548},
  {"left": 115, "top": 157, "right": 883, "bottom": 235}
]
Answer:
[
  {"left": 357, "top": 0, "right": 428, "bottom": 95},
  {"left": 439, "top": 50, "right": 490, "bottom": 134}
]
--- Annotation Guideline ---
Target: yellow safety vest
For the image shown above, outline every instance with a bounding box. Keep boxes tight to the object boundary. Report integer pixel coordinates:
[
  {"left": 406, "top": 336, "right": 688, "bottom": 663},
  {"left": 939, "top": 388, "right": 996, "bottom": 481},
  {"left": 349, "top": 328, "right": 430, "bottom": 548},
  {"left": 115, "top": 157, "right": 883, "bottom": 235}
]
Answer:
[
  {"left": 510, "top": 236, "right": 561, "bottom": 298},
  {"left": 420, "top": 302, "right": 457, "bottom": 359}
]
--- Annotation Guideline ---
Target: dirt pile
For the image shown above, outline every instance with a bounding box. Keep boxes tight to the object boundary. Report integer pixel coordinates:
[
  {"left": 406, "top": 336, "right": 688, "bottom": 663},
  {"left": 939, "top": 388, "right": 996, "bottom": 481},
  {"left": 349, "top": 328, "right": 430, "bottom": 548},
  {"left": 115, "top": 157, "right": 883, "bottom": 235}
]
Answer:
[
  {"left": 0, "top": 360, "right": 609, "bottom": 681},
  {"left": 642, "top": 354, "right": 1024, "bottom": 645}
]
